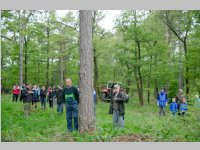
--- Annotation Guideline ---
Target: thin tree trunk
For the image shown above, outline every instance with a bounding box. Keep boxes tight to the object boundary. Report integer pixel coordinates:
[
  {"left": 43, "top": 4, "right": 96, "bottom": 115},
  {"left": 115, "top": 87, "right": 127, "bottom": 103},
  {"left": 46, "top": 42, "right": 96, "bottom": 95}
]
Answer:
[
  {"left": 79, "top": 10, "right": 95, "bottom": 133},
  {"left": 154, "top": 55, "right": 158, "bottom": 98},
  {"left": 147, "top": 56, "right": 152, "bottom": 104},
  {"left": 19, "top": 33, "right": 24, "bottom": 86},
  {"left": 136, "top": 40, "right": 144, "bottom": 105},
  {"left": 59, "top": 42, "right": 64, "bottom": 87},
  {"left": 46, "top": 20, "right": 50, "bottom": 87},
  {"left": 24, "top": 37, "right": 28, "bottom": 84},
  {"left": 184, "top": 41, "right": 189, "bottom": 95},
  {"left": 178, "top": 41, "right": 183, "bottom": 89}
]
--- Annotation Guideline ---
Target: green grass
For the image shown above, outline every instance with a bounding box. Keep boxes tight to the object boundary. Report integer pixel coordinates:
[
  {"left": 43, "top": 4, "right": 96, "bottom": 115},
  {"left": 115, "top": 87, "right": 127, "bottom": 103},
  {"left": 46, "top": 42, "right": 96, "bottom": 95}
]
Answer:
[{"left": 1, "top": 94, "right": 200, "bottom": 142}]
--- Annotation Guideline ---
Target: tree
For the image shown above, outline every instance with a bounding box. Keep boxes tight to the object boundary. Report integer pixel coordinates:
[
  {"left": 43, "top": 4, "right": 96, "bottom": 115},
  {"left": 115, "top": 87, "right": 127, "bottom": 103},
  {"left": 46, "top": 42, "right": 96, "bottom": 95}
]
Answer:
[
  {"left": 159, "top": 10, "right": 193, "bottom": 95},
  {"left": 79, "top": 10, "right": 95, "bottom": 132}
]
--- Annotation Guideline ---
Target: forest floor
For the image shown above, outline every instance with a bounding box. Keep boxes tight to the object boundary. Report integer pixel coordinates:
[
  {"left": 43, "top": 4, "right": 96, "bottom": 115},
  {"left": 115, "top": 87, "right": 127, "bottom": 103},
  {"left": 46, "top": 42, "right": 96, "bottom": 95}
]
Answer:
[{"left": 1, "top": 94, "right": 200, "bottom": 142}]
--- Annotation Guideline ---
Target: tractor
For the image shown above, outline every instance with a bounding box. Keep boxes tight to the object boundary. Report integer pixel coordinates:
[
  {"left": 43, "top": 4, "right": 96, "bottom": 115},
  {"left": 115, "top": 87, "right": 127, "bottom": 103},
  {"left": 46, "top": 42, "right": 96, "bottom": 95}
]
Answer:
[{"left": 100, "top": 82, "right": 122, "bottom": 101}]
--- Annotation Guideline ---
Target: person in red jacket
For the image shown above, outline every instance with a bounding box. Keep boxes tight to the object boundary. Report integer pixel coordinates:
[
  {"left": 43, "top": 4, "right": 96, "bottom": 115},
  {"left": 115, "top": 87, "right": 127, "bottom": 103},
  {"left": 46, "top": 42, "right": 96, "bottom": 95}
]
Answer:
[{"left": 12, "top": 84, "right": 20, "bottom": 102}]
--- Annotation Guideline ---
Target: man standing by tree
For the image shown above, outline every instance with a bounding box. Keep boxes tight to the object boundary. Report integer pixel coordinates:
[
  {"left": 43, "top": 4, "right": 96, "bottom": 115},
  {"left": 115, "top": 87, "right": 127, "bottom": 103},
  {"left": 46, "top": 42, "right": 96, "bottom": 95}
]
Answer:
[{"left": 63, "top": 78, "right": 79, "bottom": 132}]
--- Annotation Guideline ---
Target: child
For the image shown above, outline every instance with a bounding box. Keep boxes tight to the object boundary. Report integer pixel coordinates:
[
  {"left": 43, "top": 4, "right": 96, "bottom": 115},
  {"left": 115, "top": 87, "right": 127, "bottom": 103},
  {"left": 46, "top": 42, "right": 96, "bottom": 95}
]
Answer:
[
  {"left": 48, "top": 87, "right": 54, "bottom": 108},
  {"left": 170, "top": 98, "right": 178, "bottom": 116},
  {"left": 179, "top": 97, "right": 188, "bottom": 116}
]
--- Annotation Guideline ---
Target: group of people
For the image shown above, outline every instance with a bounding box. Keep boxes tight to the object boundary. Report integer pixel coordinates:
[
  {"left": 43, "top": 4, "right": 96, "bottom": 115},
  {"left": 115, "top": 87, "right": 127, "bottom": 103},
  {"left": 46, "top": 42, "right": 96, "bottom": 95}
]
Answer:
[
  {"left": 12, "top": 84, "right": 63, "bottom": 111},
  {"left": 11, "top": 82, "right": 200, "bottom": 131},
  {"left": 12, "top": 79, "right": 97, "bottom": 132},
  {"left": 156, "top": 88, "right": 197, "bottom": 117}
]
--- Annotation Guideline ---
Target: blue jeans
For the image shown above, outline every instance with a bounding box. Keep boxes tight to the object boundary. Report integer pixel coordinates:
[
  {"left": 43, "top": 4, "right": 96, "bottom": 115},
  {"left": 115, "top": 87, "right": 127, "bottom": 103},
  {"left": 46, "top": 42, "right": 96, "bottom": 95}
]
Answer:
[
  {"left": 57, "top": 103, "right": 63, "bottom": 113},
  {"left": 41, "top": 97, "right": 46, "bottom": 110},
  {"left": 113, "top": 110, "right": 124, "bottom": 128},
  {"left": 65, "top": 100, "right": 78, "bottom": 132}
]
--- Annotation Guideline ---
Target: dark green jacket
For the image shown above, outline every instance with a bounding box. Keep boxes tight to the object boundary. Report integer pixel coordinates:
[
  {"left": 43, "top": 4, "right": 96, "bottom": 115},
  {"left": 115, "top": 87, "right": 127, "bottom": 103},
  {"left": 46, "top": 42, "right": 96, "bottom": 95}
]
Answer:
[
  {"left": 109, "top": 92, "right": 129, "bottom": 116},
  {"left": 62, "top": 86, "right": 79, "bottom": 104}
]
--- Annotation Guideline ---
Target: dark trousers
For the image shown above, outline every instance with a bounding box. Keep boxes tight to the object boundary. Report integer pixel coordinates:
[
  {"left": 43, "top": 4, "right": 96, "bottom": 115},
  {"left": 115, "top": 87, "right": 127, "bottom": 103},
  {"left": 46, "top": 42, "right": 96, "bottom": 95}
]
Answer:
[
  {"left": 49, "top": 100, "right": 53, "bottom": 108},
  {"left": 41, "top": 97, "right": 46, "bottom": 110},
  {"left": 57, "top": 103, "right": 63, "bottom": 113},
  {"left": 65, "top": 100, "right": 78, "bottom": 132},
  {"left": 13, "top": 94, "right": 18, "bottom": 102},
  {"left": 20, "top": 95, "right": 23, "bottom": 102},
  {"left": 159, "top": 106, "right": 166, "bottom": 116}
]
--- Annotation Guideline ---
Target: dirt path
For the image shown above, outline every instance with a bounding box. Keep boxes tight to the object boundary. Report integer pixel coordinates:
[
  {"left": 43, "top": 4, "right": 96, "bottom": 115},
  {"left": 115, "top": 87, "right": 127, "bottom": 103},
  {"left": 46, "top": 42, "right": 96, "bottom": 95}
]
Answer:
[{"left": 112, "top": 134, "right": 153, "bottom": 142}]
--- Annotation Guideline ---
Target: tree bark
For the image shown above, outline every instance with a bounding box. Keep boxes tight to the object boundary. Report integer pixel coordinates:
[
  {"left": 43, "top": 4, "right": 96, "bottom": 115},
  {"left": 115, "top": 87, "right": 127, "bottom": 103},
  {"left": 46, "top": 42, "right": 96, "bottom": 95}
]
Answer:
[
  {"left": 133, "top": 10, "right": 144, "bottom": 106},
  {"left": 79, "top": 10, "right": 95, "bottom": 133},
  {"left": 147, "top": 56, "right": 152, "bottom": 104},
  {"left": 19, "top": 33, "right": 24, "bottom": 86},
  {"left": 178, "top": 41, "right": 183, "bottom": 89},
  {"left": 59, "top": 42, "right": 64, "bottom": 87},
  {"left": 24, "top": 37, "right": 28, "bottom": 84},
  {"left": 46, "top": 19, "right": 50, "bottom": 87}
]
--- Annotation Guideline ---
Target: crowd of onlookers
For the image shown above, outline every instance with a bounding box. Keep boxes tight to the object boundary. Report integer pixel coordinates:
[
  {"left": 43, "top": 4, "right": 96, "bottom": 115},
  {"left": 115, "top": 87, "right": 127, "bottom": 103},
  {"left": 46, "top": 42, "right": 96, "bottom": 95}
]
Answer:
[
  {"left": 11, "top": 79, "right": 97, "bottom": 132},
  {"left": 12, "top": 84, "right": 64, "bottom": 111},
  {"left": 4, "top": 83, "right": 200, "bottom": 130}
]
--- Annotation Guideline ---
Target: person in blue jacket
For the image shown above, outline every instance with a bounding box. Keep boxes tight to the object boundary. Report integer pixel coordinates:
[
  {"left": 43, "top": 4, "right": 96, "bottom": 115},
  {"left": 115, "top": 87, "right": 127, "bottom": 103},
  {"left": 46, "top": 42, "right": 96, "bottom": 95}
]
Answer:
[
  {"left": 157, "top": 88, "right": 168, "bottom": 116},
  {"left": 180, "top": 97, "right": 188, "bottom": 116},
  {"left": 170, "top": 98, "right": 178, "bottom": 116}
]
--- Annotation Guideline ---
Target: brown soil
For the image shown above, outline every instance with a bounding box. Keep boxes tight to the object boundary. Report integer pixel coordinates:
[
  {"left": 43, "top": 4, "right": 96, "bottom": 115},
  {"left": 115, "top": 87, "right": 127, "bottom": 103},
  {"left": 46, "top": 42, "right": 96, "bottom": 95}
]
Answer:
[{"left": 112, "top": 134, "right": 153, "bottom": 142}]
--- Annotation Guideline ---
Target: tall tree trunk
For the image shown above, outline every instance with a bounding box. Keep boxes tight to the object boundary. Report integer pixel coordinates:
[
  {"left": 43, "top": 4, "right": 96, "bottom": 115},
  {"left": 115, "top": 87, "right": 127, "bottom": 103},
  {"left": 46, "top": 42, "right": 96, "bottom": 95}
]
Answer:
[
  {"left": 59, "top": 42, "right": 64, "bottom": 87},
  {"left": 46, "top": 21, "right": 50, "bottom": 87},
  {"left": 154, "top": 55, "right": 158, "bottom": 98},
  {"left": 79, "top": 10, "right": 95, "bottom": 132},
  {"left": 92, "top": 11, "right": 98, "bottom": 95},
  {"left": 136, "top": 40, "right": 144, "bottom": 105},
  {"left": 147, "top": 56, "right": 152, "bottom": 104},
  {"left": 184, "top": 41, "right": 189, "bottom": 95},
  {"left": 178, "top": 41, "right": 183, "bottom": 89},
  {"left": 19, "top": 33, "right": 24, "bottom": 86},
  {"left": 24, "top": 37, "right": 28, "bottom": 84},
  {"left": 133, "top": 10, "right": 144, "bottom": 106}
]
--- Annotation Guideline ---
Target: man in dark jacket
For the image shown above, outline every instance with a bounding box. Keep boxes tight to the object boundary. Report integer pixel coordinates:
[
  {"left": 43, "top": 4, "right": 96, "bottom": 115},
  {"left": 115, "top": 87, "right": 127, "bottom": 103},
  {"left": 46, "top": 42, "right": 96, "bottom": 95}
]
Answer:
[
  {"left": 20, "top": 83, "right": 26, "bottom": 102},
  {"left": 40, "top": 86, "right": 47, "bottom": 110},
  {"left": 24, "top": 85, "right": 33, "bottom": 117},
  {"left": 56, "top": 85, "right": 63, "bottom": 113},
  {"left": 111, "top": 84, "right": 128, "bottom": 128},
  {"left": 63, "top": 78, "right": 79, "bottom": 132}
]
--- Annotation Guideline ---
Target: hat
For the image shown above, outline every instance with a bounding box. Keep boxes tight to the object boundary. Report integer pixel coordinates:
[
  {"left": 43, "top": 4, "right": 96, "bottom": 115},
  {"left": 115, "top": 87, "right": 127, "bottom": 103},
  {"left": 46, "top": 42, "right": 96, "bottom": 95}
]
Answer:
[{"left": 114, "top": 84, "right": 120, "bottom": 89}]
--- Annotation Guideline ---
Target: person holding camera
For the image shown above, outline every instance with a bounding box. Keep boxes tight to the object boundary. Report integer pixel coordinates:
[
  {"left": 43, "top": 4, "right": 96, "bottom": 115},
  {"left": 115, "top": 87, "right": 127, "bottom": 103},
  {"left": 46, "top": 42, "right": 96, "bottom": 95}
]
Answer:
[{"left": 111, "top": 84, "right": 128, "bottom": 128}]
